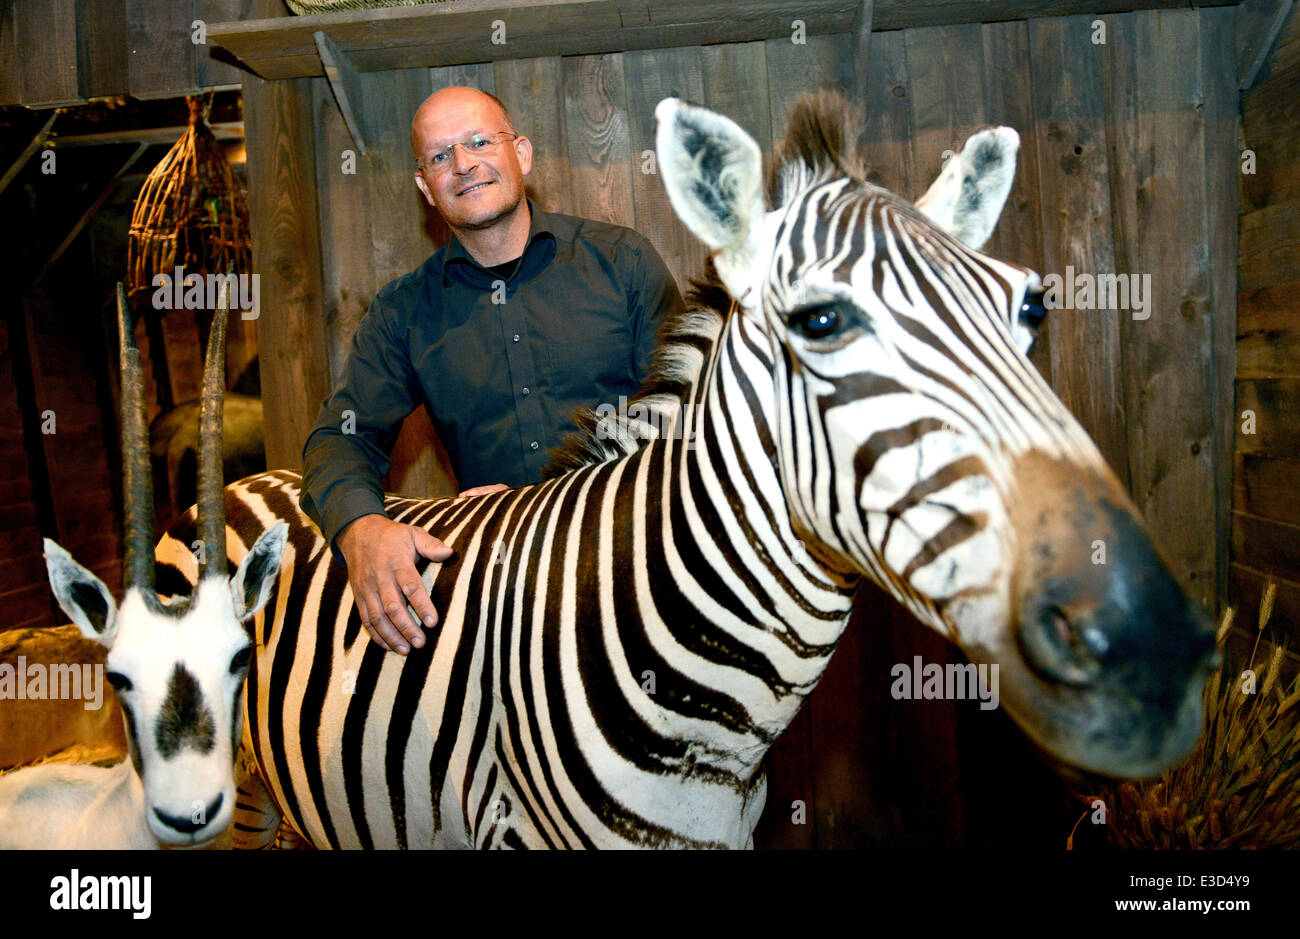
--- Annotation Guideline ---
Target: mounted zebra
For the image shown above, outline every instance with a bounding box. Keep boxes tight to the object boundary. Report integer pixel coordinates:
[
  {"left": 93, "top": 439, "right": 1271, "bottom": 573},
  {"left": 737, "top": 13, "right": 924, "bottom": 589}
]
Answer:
[
  {"left": 156, "top": 91, "right": 1215, "bottom": 849},
  {"left": 0, "top": 285, "right": 287, "bottom": 849}
]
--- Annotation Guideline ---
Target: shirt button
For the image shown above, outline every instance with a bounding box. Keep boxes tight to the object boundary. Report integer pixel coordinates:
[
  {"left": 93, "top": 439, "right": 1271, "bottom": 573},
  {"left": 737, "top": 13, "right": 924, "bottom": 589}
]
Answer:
[
  {"left": 521, "top": 386, "right": 530, "bottom": 396},
  {"left": 512, "top": 334, "right": 520, "bottom": 342},
  {"left": 530, "top": 441, "right": 539, "bottom": 450}
]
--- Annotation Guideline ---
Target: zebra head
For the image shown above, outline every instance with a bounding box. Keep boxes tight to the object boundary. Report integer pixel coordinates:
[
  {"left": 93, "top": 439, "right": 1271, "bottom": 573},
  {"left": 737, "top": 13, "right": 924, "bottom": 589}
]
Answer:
[
  {"left": 43, "top": 284, "right": 286, "bottom": 846},
  {"left": 655, "top": 92, "right": 1216, "bottom": 779}
]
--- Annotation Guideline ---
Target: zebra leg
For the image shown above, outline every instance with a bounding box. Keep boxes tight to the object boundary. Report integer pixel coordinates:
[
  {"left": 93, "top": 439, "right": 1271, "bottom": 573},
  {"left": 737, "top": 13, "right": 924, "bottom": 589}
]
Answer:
[
  {"left": 231, "top": 743, "right": 288, "bottom": 850},
  {"left": 273, "top": 821, "right": 313, "bottom": 850}
]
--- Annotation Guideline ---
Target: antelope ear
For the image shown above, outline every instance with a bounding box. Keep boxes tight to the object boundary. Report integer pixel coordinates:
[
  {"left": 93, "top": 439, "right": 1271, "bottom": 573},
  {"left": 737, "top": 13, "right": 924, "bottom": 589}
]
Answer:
[
  {"left": 914, "top": 126, "right": 1019, "bottom": 250},
  {"left": 43, "top": 539, "right": 119, "bottom": 648},
  {"left": 655, "top": 97, "right": 766, "bottom": 301},
  {"left": 230, "top": 522, "right": 288, "bottom": 620}
]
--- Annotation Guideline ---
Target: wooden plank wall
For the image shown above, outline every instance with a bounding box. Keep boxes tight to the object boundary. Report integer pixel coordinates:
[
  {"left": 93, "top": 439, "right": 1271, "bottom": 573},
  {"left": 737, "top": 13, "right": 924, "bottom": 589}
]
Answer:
[
  {"left": 0, "top": 318, "right": 58, "bottom": 631},
  {"left": 243, "top": 8, "right": 1239, "bottom": 846},
  {"left": 1237, "top": 3, "right": 1300, "bottom": 639},
  {"left": 0, "top": 0, "right": 253, "bottom": 107}
]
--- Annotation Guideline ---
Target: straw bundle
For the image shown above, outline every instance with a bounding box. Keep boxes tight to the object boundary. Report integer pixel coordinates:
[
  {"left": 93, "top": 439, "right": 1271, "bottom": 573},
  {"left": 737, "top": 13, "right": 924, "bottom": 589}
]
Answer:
[
  {"left": 1074, "top": 580, "right": 1300, "bottom": 849},
  {"left": 126, "top": 95, "right": 250, "bottom": 301}
]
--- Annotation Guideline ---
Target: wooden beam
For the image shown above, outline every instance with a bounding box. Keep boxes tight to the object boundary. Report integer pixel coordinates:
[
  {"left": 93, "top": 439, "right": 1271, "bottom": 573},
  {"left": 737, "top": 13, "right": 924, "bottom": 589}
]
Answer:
[
  {"left": 0, "top": 112, "right": 59, "bottom": 199},
  {"left": 209, "top": 0, "right": 1237, "bottom": 81},
  {"left": 242, "top": 74, "right": 331, "bottom": 472},
  {"left": 1237, "top": 0, "right": 1294, "bottom": 89},
  {"left": 50, "top": 122, "right": 244, "bottom": 148},
  {"left": 850, "top": 0, "right": 874, "bottom": 105},
  {"left": 314, "top": 30, "right": 369, "bottom": 155}
]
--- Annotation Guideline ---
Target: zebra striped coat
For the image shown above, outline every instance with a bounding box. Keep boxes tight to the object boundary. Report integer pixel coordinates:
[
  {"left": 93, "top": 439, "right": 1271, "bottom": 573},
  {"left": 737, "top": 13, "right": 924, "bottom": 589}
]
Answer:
[{"left": 156, "top": 91, "right": 1214, "bottom": 849}]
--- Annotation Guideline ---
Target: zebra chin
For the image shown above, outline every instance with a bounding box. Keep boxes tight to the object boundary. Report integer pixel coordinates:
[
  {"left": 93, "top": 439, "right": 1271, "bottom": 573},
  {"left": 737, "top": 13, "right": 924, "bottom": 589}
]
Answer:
[
  {"left": 990, "top": 640, "right": 1212, "bottom": 781},
  {"left": 985, "top": 452, "right": 1219, "bottom": 780}
]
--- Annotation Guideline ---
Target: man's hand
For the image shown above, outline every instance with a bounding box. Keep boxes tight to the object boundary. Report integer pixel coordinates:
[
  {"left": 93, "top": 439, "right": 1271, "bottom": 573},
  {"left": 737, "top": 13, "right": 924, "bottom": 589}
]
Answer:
[{"left": 336, "top": 514, "right": 453, "bottom": 655}]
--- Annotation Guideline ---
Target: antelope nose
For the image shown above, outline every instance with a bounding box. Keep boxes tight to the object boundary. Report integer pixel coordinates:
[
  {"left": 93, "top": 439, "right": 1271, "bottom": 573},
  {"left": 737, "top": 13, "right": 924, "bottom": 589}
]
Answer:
[{"left": 153, "top": 792, "right": 223, "bottom": 834}]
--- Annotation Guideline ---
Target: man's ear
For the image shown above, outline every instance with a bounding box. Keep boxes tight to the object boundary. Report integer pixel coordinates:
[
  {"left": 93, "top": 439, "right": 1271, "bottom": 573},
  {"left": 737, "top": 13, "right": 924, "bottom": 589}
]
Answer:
[
  {"left": 44, "top": 539, "right": 119, "bottom": 648},
  {"left": 655, "top": 98, "right": 766, "bottom": 300},
  {"left": 230, "top": 521, "right": 288, "bottom": 620},
  {"left": 414, "top": 171, "right": 435, "bottom": 208},
  {"left": 513, "top": 134, "right": 533, "bottom": 177},
  {"left": 914, "top": 126, "right": 1019, "bottom": 250}
]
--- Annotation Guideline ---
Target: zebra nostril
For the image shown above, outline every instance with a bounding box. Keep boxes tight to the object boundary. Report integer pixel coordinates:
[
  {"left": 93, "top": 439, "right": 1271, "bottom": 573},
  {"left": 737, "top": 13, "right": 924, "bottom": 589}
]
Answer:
[
  {"left": 153, "top": 792, "right": 223, "bottom": 834},
  {"left": 1018, "top": 604, "right": 1105, "bottom": 687}
]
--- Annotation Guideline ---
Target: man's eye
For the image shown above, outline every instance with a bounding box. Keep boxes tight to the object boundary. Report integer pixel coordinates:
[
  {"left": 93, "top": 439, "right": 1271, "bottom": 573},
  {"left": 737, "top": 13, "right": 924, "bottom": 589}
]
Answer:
[
  {"left": 469, "top": 136, "right": 492, "bottom": 150},
  {"left": 430, "top": 151, "right": 449, "bottom": 165},
  {"left": 789, "top": 303, "right": 847, "bottom": 341}
]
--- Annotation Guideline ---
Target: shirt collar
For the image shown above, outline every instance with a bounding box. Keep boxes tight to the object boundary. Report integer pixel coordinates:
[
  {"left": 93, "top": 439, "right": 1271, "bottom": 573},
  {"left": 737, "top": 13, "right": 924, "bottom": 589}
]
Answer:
[{"left": 444, "top": 199, "right": 556, "bottom": 285}]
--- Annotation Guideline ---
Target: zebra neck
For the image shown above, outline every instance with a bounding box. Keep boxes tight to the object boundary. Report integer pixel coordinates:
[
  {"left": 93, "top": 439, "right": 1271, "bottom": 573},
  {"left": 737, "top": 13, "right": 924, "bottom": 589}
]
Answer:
[{"left": 627, "top": 313, "right": 859, "bottom": 774}]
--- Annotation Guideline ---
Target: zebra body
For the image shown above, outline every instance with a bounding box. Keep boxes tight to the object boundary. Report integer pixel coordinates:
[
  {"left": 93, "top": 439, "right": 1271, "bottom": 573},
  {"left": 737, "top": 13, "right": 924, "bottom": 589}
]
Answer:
[
  {"left": 170, "top": 421, "right": 840, "bottom": 849},
  {"left": 155, "top": 91, "right": 1215, "bottom": 849}
]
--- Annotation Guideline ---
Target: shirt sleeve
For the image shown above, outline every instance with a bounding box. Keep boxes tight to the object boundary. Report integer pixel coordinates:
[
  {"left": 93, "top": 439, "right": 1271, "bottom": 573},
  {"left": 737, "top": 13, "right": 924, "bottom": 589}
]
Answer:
[
  {"left": 299, "top": 292, "right": 420, "bottom": 558},
  {"left": 627, "top": 237, "right": 686, "bottom": 384}
]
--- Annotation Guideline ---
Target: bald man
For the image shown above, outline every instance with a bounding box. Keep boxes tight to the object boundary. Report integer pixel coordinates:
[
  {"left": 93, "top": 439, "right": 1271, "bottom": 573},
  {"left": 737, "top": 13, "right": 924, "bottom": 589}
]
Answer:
[{"left": 300, "top": 86, "right": 684, "bottom": 656}]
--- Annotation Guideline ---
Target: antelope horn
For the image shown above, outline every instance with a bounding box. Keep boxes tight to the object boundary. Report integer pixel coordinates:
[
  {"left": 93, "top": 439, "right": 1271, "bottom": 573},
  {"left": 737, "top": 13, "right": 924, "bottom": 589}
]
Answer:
[
  {"left": 197, "top": 276, "right": 230, "bottom": 581},
  {"left": 117, "top": 284, "right": 159, "bottom": 604}
]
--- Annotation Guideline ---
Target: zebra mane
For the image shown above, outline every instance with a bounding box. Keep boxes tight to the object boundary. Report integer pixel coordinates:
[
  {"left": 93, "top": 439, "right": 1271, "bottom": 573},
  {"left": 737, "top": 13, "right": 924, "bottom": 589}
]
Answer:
[
  {"left": 540, "top": 264, "right": 729, "bottom": 478},
  {"left": 768, "top": 89, "right": 868, "bottom": 208},
  {"left": 542, "top": 90, "right": 866, "bottom": 478}
]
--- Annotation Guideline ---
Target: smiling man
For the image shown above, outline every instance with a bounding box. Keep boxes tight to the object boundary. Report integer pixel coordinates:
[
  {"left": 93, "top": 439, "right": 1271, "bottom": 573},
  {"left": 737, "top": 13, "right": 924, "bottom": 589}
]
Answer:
[{"left": 300, "top": 86, "right": 684, "bottom": 656}]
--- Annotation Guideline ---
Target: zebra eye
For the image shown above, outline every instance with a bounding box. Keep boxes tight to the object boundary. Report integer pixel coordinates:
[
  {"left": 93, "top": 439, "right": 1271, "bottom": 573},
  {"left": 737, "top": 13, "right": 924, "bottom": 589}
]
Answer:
[
  {"left": 1019, "top": 288, "right": 1048, "bottom": 330},
  {"left": 106, "top": 671, "right": 132, "bottom": 692},
  {"left": 789, "top": 303, "right": 847, "bottom": 341},
  {"left": 230, "top": 646, "right": 253, "bottom": 673}
]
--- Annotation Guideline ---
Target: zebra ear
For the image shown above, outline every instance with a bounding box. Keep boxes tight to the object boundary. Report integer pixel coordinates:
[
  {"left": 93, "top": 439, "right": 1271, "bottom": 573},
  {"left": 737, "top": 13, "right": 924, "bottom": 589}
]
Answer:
[
  {"left": 43, "top": 539, "right": 119, "bottom": 648},
  {"left": 655, "top": 98, "right": 766, "bottom": 298},
  {"left": 914, "top": 126, "right": 1019, "bottom": 250},
  {"left": 229, "top": 522, "right": 288, "bottom": 620}
]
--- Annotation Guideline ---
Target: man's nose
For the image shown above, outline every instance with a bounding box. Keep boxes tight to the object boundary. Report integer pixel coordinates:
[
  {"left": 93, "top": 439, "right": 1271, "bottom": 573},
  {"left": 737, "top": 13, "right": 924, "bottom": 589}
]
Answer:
[{"left": 451, "top": 145, "right": 478, "bottom": 173}]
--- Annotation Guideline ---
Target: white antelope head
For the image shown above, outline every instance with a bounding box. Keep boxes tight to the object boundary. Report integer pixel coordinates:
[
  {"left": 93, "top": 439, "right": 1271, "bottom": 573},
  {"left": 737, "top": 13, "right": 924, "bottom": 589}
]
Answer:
[
  {"left": 43, "top": 284, "right": 286, "bottom": 846},
  {"left": 655, "top": 92, "right": 1216, "bottom": 778}
]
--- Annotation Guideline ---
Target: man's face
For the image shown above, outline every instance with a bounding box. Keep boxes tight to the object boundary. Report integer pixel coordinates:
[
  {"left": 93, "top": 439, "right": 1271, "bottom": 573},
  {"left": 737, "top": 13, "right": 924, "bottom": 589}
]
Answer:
[{"left": 412, "top": 92, "right": 532, "bottom": 232}]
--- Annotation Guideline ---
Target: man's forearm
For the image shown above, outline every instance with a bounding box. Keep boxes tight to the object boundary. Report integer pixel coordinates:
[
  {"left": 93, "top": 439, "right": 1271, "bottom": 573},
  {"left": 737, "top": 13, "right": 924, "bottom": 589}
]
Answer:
[{"left": 300, "top": 424, "right": 392, "bottom": 554}]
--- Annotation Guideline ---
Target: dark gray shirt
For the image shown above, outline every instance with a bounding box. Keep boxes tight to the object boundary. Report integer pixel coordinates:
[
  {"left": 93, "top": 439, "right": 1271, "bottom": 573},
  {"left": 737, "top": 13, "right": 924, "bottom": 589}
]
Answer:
[{"left": 299, "top": 201, "right": 684, "bottom": 549}]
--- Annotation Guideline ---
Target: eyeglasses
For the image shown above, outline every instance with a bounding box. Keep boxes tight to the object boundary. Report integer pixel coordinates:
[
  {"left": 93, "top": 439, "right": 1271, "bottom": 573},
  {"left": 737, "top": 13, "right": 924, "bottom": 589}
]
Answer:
[{"left": 417, "top": 132, "right": 519, "bottom": 173}]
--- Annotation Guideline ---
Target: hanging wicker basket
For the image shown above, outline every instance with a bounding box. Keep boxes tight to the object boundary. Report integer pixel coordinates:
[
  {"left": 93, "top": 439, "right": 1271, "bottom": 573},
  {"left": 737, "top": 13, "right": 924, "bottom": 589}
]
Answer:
[{"left": 127, "top": 95, "right": 251, "bottom": 305}]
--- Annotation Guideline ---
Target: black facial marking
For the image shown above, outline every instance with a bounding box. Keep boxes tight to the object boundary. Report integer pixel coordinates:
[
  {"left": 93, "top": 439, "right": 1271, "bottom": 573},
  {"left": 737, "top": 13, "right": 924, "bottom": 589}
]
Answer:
[
  {"left": 119, "top": 699, "right": 143, "bottom": 777},
  {"left": 69, "top": 581, "right": 109, "bottom": 634},
  {"left": 155, "top": 664, "right": 217, "bottom": 757}
]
